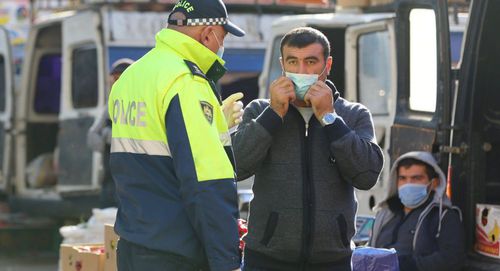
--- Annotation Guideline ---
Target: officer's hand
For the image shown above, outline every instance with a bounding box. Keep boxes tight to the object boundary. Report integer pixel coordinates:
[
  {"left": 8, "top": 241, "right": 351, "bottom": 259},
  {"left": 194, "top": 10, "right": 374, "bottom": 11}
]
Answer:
[
  {"left": 304, "top": 80, "right": 334, "bottom": 121},
  {"left": 270, "top": 76, "right": 295, "bottom": 118},
  {"left": 222, "top": 92, "right": 244, "bottom": 129},
  {"left": 232, "top": 269, "right": 241, "bottom": 271}
]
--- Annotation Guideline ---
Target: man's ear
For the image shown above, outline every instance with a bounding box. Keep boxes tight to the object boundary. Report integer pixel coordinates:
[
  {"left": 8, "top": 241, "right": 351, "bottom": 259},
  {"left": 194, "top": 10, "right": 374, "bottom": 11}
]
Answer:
[
  {"left": 326, "top": 56, "right": 333, "bottom": 75},
  {"left": 280, "top": 57, "right": 285, "bottom": 74},
  {"left": 199, "top": 26, "right": 213, "bottom": 46},
  {"left": 430, "top": 177, "right": 439, "bottom": 190}
]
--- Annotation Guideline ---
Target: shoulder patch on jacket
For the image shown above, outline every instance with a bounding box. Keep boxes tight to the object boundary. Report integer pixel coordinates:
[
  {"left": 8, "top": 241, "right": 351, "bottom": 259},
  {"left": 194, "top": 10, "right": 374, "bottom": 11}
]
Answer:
[
  {"left": 200, "top": 101, "right": 213, "bottom": 124},
  {"left": 184, "top": 60, "right": 207, "bottom": 80}
]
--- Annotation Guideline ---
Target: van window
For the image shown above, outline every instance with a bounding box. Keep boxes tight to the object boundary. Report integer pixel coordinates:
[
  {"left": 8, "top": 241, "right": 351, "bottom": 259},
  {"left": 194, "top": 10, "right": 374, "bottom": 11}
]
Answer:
[
  {"left": 409, "top": 9, "right": 437, "bottom": 112},
  {"left": 72, "top": 46, "right": 98, "bottom": 108},
  {"left": 450, "top": 31, "right": 463, "bottom": 67},
  {"left": 34, "top": 54, "right": 62, "bottom": 114},
  {"left": 267, "top": 36, "right": 284, "bottom": 93},
  {"left": 0, "top": 55, "right": 5, "bottom": 112},
  {"left": 358, "top": 31, "right": 391, "bottom": 115}
]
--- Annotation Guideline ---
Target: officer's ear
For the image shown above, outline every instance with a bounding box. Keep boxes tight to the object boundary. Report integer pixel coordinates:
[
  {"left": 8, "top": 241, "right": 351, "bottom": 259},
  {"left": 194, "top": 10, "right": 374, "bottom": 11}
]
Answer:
[{"left": 199, "top": 26, "right": 214, "bottom": 47}]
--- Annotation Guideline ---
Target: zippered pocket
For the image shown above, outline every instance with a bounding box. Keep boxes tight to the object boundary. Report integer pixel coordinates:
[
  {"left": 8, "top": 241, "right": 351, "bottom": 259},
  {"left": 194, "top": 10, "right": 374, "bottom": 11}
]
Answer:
[{"left": 260, "top": 212, "right": 279, "bottom": 246}]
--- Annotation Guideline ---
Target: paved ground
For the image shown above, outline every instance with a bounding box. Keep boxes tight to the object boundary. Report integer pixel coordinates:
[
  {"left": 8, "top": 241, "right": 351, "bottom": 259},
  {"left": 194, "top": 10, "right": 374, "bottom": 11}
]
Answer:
[
  {"left": 0, "top": 182, "right": 254, "bottom": 271},
  {"left": 0, "top": 253, "right": 58, "bottom": 271},
  {"left": 0, "top": 201, "right": 60, "bottom": 271}
]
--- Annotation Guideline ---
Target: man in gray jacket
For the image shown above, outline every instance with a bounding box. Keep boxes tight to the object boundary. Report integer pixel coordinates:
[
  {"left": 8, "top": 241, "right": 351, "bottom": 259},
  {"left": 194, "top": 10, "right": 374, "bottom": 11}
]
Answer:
[
  {"left": 369, "top": 151, "right": 465, "bottom": 271},
  {"left": 232, "top": 27, "right": 383, "bottom": 271},
  {"left": 87, "top": 58, "right": 133, "bottom": 208}
]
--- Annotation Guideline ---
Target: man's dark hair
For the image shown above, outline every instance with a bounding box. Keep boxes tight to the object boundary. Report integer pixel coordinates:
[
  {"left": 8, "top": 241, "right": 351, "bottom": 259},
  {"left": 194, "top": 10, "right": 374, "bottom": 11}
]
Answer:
[
  {"left": 110, "top": 58, "right": 134, "bottom": 75},
  {"left": 280, "top": 27, "right": 331, "bottom": 61},
  {"left": 397, "top": 158, "right": 438, "bottom": 180}
]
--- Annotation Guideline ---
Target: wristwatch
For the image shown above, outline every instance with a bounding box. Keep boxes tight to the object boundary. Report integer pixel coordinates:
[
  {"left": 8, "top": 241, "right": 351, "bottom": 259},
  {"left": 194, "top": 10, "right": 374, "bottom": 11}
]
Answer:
[{"left": 321, "top": 112, "right": 338, "bottom": 126}]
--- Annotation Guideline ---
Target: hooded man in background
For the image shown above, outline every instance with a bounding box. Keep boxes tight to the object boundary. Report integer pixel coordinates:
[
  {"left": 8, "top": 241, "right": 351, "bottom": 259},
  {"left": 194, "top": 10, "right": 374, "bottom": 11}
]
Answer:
[{"left": 369, "top": 151, "right": 465, "bottom": 271}]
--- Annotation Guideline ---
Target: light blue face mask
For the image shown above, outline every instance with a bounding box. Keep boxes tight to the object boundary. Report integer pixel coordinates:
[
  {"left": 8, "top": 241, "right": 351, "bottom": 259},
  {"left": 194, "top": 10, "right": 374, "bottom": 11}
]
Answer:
[
  {"left": 285, "top": 72, "right": 318, "bottom": 100},
  {"left": 212, "top": 31, "right": 224, "bottom": 59},
  {"left": 284, "top": 65, "right": 327, "bottom": 100},
  {"left": 216, "top": 46, "right": 225, "bottom": 59},
  {"left": 398, "top": 183, "right": 431, "bottom": 208}
]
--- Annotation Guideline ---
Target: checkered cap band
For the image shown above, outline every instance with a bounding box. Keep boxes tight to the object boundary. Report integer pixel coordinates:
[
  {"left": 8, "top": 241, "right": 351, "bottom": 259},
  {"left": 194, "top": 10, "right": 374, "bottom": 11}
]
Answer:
[
  {"left": 187, "top": 17, "right": 226, "bottom": 26},
  {"left": 169, "top": 17, "right": 227, "bottom": 26}
]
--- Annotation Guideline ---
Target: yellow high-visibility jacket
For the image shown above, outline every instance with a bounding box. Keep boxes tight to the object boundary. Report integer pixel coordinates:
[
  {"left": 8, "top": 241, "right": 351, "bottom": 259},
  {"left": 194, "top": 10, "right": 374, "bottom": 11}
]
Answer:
[{"left": 108, "top": 28, "right": 240, "bottom": 271}]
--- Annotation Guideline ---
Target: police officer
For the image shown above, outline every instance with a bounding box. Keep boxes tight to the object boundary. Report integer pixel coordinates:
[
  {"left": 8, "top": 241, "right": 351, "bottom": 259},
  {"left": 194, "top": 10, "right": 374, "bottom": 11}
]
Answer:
[{"left": 108, "top": 1, "right": 245, "bottom": 270}]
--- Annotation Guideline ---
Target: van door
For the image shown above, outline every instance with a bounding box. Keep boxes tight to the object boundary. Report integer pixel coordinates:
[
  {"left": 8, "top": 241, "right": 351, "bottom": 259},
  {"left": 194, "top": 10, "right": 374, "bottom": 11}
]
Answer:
[
  {"left": 58, "top": 10, "right": 104, "bottom": 193},
  {"left": 0, "top": 26, "right": 13, "bottom": 192},
  {"left": 390, "top": 0, "right": 451, "bottom": 165},
  {"left": 12, "top": 19, "right": 64, "bottom": 198},
  {"left": 344, "top": 19, "right": 396, "bottom": 215},
  {"left": 450, "top": 1, "right": 500, "bottom": 267}
]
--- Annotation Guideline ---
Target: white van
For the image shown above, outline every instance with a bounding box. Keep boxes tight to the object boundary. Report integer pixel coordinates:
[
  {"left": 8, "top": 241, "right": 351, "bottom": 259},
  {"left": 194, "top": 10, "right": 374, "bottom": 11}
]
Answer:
[{"left": 0, "top": 1, "right": 283, "bottom": 218}]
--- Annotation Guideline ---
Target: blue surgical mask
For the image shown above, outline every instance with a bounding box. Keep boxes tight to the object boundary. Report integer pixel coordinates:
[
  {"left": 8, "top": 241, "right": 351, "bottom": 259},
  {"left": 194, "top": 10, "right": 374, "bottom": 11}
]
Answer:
[
  {"left": 212, "top": 31, "right": 224, "bottom": 59},
  {"left": 216, "top": 46, "right": 225, "bottom": 59},
  {"left": 285, "top": 72, "right": 318, "bottom": 100},
  {"left": 284, "top": 65, "right": 327, "bottom": 100},
  {"left": 398, "top": 183, "right": 431, "bottom": 208}
]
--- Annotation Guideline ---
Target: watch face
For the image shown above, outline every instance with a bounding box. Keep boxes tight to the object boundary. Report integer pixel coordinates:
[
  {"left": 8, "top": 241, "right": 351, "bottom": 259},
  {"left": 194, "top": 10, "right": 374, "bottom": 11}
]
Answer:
[
  {"left": 325, "top": 114, "right": 335, "bottom": 122},
  {"left": 323, "top": 113, "right": 335, "bottom": 125}
]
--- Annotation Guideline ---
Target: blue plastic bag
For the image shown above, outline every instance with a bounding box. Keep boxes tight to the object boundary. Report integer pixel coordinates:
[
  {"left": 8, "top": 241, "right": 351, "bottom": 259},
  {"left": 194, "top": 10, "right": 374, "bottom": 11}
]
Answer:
[{"left": 352, "top": 247, "right": 399, "bottom": 271}]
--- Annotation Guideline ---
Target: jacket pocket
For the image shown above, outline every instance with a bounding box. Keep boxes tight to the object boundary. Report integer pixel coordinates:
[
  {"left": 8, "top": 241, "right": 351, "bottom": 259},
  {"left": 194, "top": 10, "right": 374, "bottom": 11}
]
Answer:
[
  {"left": 260, "top": 212, "right": 279, "bottom": 246},
  {"left": 311, "top": 211, "right": 352, "bottom": 256}
]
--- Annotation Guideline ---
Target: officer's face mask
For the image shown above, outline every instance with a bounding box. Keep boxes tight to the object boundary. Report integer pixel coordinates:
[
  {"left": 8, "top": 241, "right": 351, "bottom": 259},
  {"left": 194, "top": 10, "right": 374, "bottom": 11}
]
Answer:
[
  {"left": 398, "top": 183, "right": 431, "bottom": 208},
  {"left": 284, "top": 64, "right": 327, "bottom": 100},
  {"left": 211, "top": 31, "right": 224, "bottom": 59}
]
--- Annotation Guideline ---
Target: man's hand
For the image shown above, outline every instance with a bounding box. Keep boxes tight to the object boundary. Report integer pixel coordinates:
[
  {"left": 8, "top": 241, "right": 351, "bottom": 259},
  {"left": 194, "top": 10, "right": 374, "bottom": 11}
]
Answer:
[
  {"left": 304, "top": 80, "right": 334, "bottom": 120},
  {"left": 270, "top": 76, "right": 295, "bottom": 118},
  {"left": 222, "top": 92, "right": 244, "bottom": 129}
]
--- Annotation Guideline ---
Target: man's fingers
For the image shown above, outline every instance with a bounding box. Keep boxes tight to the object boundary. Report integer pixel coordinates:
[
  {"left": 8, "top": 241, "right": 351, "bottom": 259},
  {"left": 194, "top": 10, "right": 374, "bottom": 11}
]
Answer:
[
  {"left": 222, "top": 92, "right": 244, "bottom": 106},
  {"left": 277, "top": 77, "right": 294, "bottom": 88},
  {"left": 233, "top": 101, "right": 243, "bottom": 111},
  {"left": 232, "top": 110, "right": 243, "bottom": 118},
  {"left": 304, "top": 91, "right": 312, "bottom": 103},
  {"left": 271, "top": 76, "right": 290, "bottom": 86},
  {"left": 233, "top": 111, "right": 243, "bottom": 125},
  {"left": 287, "top": 89, "right": 297, "bottom": 102},
  {"left": 307, "top": 84, "right": 322, "bottom": 95}
]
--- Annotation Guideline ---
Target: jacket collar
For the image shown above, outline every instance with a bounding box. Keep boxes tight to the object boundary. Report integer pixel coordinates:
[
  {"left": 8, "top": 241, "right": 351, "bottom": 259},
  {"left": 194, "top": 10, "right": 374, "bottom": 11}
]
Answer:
[
  {"left": 155, "top": 29, "right": 226, "bottom": 80},
  {"left": 326, "top": 80, "right": 340, "bottom": 101}
]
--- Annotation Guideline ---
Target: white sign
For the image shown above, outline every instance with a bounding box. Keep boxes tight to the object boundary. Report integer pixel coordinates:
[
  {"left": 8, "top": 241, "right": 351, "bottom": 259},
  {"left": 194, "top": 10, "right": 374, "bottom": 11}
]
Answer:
[{"left": 109, "top": 10, "right": 281, "bottom": 49}]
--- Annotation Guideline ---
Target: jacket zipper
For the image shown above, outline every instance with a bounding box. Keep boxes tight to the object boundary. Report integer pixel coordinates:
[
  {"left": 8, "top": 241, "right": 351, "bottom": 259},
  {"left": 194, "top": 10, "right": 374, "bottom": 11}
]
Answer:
[{"left": 301, "top": 119, "right": 313, "bottom": 269}]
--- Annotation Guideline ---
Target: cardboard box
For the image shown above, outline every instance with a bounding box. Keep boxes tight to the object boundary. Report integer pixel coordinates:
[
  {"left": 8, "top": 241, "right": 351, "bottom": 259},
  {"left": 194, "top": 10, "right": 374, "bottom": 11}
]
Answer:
[
  {"left": 370, "top": 0, "right": 393, "bottom": 6},
  {"left": 475, "top": 204, "right": 500, "bottom": 259},
  {"left": 448, "top": 0, "right": 468, "bottom": 4},
  {"left": 104, "top": 224, "right": 120, "bottom": 271},
  {"left": 336, "top": 0, "right": 370, "bottom": 8},
  {"left": 60, "top": 244, "right": 105, "bottom": 271}
]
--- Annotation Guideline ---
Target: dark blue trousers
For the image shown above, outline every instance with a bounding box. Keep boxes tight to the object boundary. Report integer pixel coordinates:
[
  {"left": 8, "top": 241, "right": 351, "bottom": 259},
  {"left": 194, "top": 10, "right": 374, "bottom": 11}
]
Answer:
[{"left": 117, "top": 238, "right": 206, "bottom": 271}]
